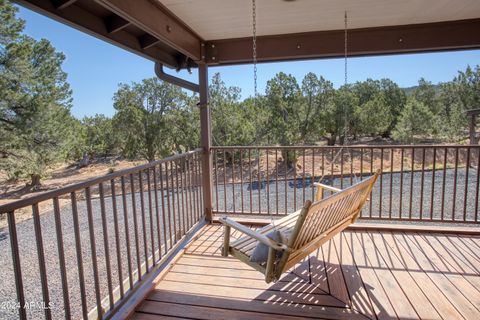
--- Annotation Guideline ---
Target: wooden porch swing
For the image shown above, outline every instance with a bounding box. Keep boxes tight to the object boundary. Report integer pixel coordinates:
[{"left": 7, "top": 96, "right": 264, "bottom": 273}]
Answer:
[
  {"left": 220, "top": 170, "right": 380, "bottom": 283},
  {"left": 220, "top": 2, "right": 380, "bottom": 283}
]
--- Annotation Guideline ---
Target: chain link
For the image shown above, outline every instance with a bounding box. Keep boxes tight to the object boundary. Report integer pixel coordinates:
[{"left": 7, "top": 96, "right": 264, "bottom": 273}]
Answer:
[
  {"left": 252, "top": 0, "right": 258, "bottom": 106},
  {"left": 344, "top": 10, "right": 348, "bottom": 87},
  {"left": 252, "top": 0, "right": 277, "bottom": 228},
  {"left": 343, "top": 11, "right": 350, "bottom": 146}
]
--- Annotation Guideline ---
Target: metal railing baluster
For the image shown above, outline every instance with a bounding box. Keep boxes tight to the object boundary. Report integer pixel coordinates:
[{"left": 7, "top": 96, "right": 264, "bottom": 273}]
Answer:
[{"left": 8, "top": 211, "right": 27, "bottom": 320}]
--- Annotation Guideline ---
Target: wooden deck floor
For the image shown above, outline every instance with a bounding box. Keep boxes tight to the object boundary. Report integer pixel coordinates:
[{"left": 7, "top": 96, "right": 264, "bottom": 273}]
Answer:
[{"left": 131, "top": 224, "right": 480, "bottom": 320}]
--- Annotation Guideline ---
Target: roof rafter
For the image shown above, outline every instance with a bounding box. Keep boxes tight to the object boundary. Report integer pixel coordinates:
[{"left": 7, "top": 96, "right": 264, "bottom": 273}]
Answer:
[
  {"left": 139, "top": 33, "right": 160, "bottom": 50},
  {"left": 104, "top": 13, "right": 130, "bottom": 33},
  {"left": 14, "top": 0, "right": 179, "bottom": 67},
  {"left": 52, "top": 0, "right": 78, "bottom": 10},
  {"left": 94, "top": 0, "right": 203, "bottom": 61}
]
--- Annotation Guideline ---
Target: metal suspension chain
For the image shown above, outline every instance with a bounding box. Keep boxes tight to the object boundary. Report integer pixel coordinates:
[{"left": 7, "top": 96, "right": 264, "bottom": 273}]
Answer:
[
  {"left": 344, "top": 11, "right": 348, "bottom": 87},
  {"left": 252, "top": 0, "right": 258, "bottom": 107},
  {"left": 343, "top": 10, "right": 359, "bottom": 183},
  {"left": 316, "top": 10, "right": 355, "bottom": 188},
  {"left": 343, "top": 10, "right": 349, "bottom": 137},
  {"left": 252, "top": 0, "right": 276, "bottom": 229}
]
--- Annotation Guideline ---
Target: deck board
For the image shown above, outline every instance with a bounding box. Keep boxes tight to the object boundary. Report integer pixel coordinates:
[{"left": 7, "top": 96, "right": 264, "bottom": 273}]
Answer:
[
  {"left": 395, "top": 232, "right": 478, "bottom": 319},
  {"left": 346, "top": 231, "right": 397, "bottom": 320},
  {"left": 332, "top": 234, "right": 376, "bottom": 319},
  {"left": 354, "top": 231, "right": 419, "bottom": 320},
  {"left": 131, "top": 225, "right": 480, "bottom": 320},
  {"left": 382, "top": 232, "right": 465, "bottom": 320},
  {"left": 368, "top": 232, "right": 441, "bottom": 319}
]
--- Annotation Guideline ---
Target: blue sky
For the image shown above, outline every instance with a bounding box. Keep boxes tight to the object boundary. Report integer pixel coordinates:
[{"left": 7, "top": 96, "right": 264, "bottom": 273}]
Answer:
[{"left": 17, "top": 5, "right": 480, "bottom": 119}]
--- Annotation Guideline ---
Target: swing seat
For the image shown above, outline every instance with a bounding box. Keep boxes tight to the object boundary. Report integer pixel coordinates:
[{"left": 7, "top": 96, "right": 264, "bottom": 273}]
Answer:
[{"left": 220, "top": 170, "right": 380, "bottom": 283}]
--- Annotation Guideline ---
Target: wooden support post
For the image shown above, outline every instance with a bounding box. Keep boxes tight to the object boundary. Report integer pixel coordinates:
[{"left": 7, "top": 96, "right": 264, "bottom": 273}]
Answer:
[
  {"left": 199, "top": 63, "right": 213, "bottom": 222},
  {"left": 222, "top": 225, "right": 231, "bottom": 256},
  {"left": 265, "top": 247, "right": 276, "bottom": 283}
]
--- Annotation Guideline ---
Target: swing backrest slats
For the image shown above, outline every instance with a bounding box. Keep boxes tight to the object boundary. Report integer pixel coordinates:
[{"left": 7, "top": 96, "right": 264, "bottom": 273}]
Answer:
[
  {"left": 293, "top": 180, "right": 370, "bottom": 249},
  {"left": 278, "top": 171, "right": 379, "bottom": 274},
  {"left": 294, "top": 173, "right": 377, "bottom": 249}
]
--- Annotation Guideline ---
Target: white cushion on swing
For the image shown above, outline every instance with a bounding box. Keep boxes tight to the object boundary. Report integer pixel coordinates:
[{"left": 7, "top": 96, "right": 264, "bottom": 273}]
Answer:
[{"left": 249, "top": 229, "right": 290, "bottom": 264}]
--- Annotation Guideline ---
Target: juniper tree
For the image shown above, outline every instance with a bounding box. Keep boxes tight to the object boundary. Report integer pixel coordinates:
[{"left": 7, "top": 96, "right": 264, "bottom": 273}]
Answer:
[
  {"left": 112, "top": 78, "right": 191, "bottom": 161},
  {"left": 0, "top": 0, "right": 74, "bottom": 188}
]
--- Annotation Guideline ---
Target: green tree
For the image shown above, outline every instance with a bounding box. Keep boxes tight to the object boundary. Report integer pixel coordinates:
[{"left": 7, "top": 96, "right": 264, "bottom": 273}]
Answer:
[
  {"left": 265, "top": 72, "right": 302, "bottom": 166},
  {"left": 379, "top": 78, "right": 407, "bottom": 134},
  {"left": 352, "top": 79, "right": 380, "bottom": 105},
  {"left": 299, "top": 73, "right": 334, "bottom": 143},
  {"left": 0, "top": 0, "right": 23, "bottom": 45},
  {"left": 81, "top": 114, "right": 116, "bottom": 159},
  {"left": 436, "top": 65, "right": 479, "bottom": 141},
  {"left": 63, "top": 117, "right": 86, "bottom": 163},
  {"left": 322, "top": 87, "right": 358, "bottom": 145},
  {"left": 112, "top": 78, "right": 190, "bottom": 161},
  {"left": 352, "top": 78, "right": 406, "bottom": 136},
  {"left": 436, "top": 82, "right": 464, "bottom": 141},
  {"left": 168, "top": 95, "right": 200, "bottom": 153},
  {"left": 0, "top": 0, "right": 74, "bottom": 187},
  {"left": 413, "top": 78, "right": 439, "bottom": 115},
  {"left": 355, "top": 94, "right": 393, "bottom": 136},
  {"left": 210, "top": 73, "right": 257, "bottom": 147},
  {"left": 452, "top": 65, "right": 480, "bottom": 111},
  {"left": 209, "top": 73, "right": 259, "bottom": 164},
  {"left": 392, "top": 99, "right": 434, "bottom": 143},
  {"left": 242, "top": 95, "right": 270, "bottom": 145}
]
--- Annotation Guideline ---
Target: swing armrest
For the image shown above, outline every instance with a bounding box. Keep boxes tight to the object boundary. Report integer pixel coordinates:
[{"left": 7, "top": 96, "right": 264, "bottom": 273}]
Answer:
[
  {"left": 313, "top": 183, "right": 342, "bottom": 193},
  {"left": 219, "top": 217, "right": 289, "bottom": 252}
]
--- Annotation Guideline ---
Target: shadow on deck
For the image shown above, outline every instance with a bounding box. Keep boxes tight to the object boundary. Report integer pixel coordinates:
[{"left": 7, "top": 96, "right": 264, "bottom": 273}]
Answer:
[{"left": 131, "top": 225, "right": 480, "bottom": 320}]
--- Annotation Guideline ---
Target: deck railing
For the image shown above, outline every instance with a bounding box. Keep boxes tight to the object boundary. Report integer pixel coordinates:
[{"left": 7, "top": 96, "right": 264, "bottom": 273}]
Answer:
[
  {"left": 1, "top": 144, "right": 479, "bottom": 320},
  {"left": 0, "top": 149, "right": 204, "bottom": 320},
  {"left": 212, "top": 145, "right": 480, "bottom": 224}
]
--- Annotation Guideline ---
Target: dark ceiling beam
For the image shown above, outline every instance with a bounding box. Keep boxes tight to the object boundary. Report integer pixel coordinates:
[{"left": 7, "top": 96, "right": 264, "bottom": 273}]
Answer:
[
  {"left": 205, "top": 18, "right": 480, "bottom": 66},
  {"left": 104, "top": 14, "right": 130, "bottom": 33},
  {"left": 95, "top": 0, "right": 203, "bottom": 61},
  {"left": 52, "top": 0, "right": 78, "bottom": 10},
  {"left": 139, "top": 33, "right": 160, "bottom": 50},
  {"left": 14, "top": 0, "right": 178, "bottom": 67}
]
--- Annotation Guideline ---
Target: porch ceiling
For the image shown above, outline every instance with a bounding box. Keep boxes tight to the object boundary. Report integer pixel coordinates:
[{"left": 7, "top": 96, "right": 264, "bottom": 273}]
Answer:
[
  {"left": 162, "top": 0, "right": 480, "bottom": 40},
  {"left": 14, "top": 0, "right": 480, "bottom": 69}
]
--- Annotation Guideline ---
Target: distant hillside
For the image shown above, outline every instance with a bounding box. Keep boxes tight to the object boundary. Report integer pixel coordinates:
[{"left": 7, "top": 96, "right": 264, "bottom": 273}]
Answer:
[{"left": 402, "top": 83, "right": 441, "bottom": 95}]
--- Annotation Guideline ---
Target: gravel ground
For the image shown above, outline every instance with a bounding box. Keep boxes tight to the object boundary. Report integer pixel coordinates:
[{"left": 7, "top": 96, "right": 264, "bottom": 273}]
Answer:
[
  {"left": 214, "top": 168, "right": 480, "bottom": 222},
  {"left": 0, "top": 167, "right": 478, "bottom": 319},
  {"left": 0, "top": 188, "right": 202, "bottom": 320}
]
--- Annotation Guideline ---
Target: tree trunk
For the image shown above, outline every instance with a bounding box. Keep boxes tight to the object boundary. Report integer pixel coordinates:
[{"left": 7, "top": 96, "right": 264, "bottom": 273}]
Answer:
[
  {"left": 78, "top": 152, "right": 90, "bottom": 168},
  {"left": 177, "top": 157, "right": 187, "bottom": 172},
  {"left": 29, "top": 174, "right": 41, "bottom": 190},
  {"left": 327, "top": 135, "right": 336, "bottom": 146},
  {"left": 281, "top": 149, "right": 297, "bottom": 169}
]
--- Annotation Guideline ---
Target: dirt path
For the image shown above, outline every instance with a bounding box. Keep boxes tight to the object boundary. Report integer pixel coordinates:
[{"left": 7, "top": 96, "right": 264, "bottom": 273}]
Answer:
[{"left": 0, "top": 159, "right": 146, "bottom": 228}]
